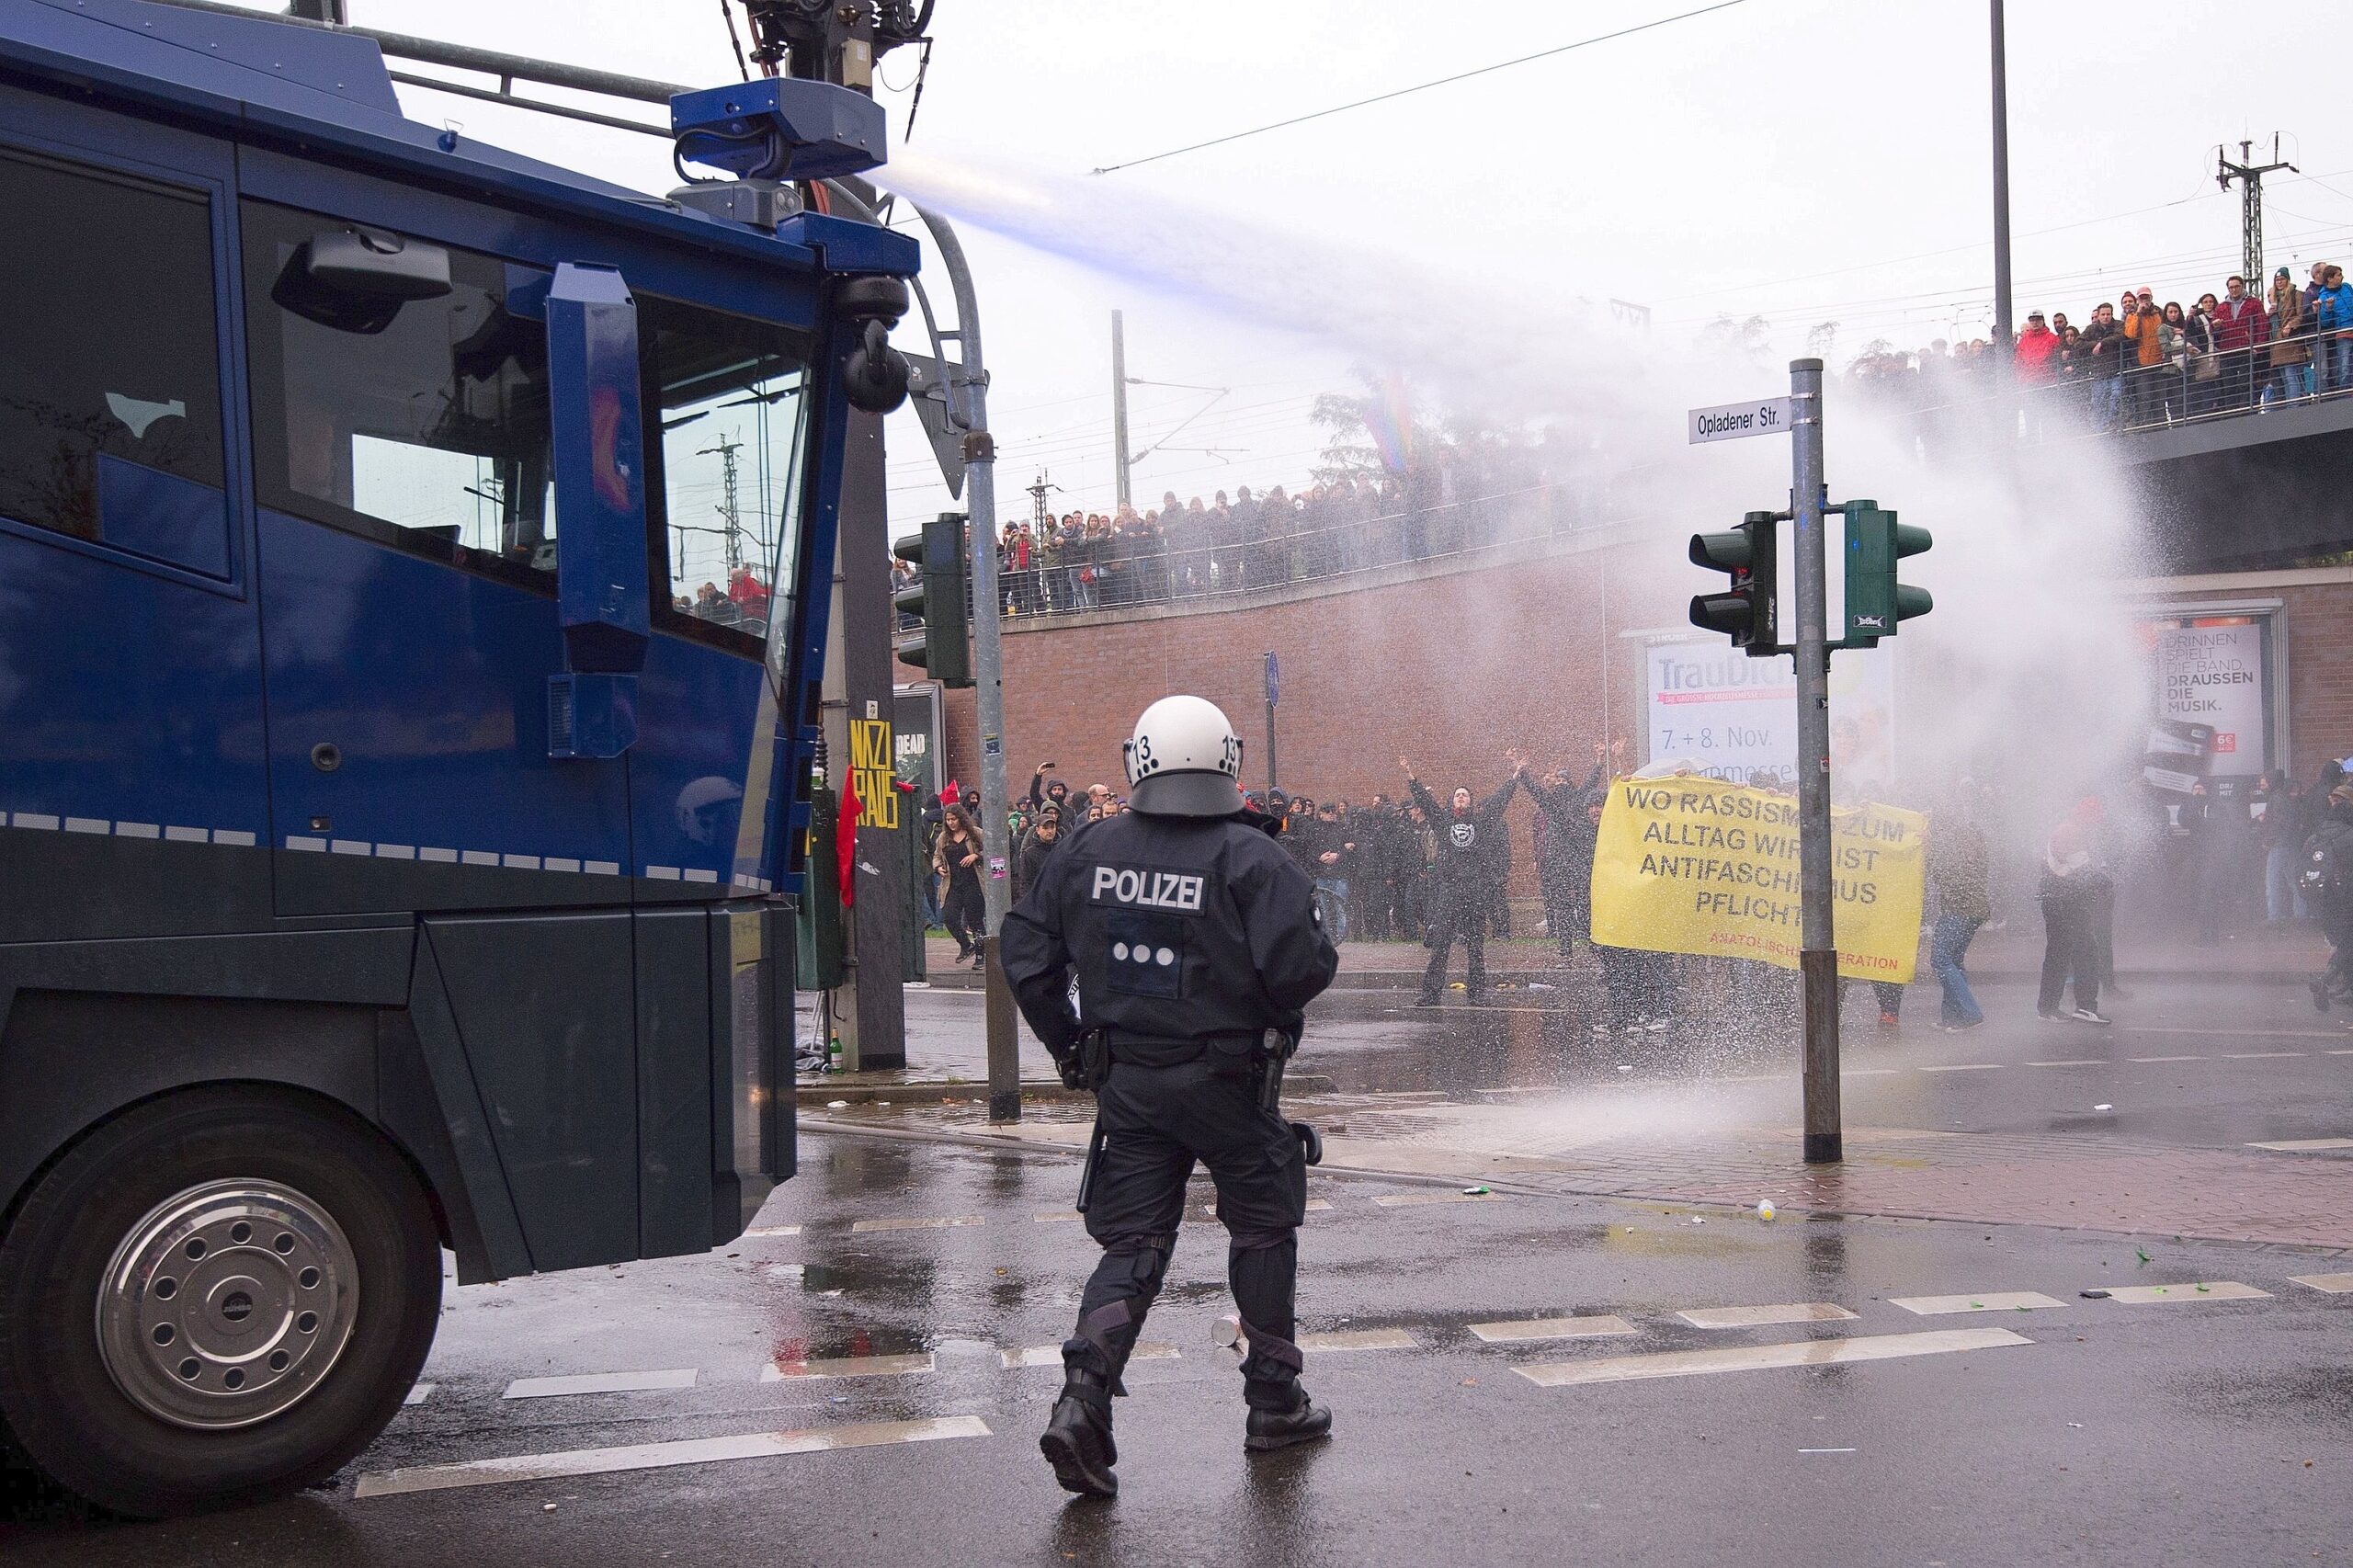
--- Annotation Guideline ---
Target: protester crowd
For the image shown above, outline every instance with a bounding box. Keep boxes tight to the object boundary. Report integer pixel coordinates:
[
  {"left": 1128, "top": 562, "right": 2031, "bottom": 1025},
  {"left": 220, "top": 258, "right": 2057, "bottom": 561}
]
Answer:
[
  {"left": 1852, "top": 261, "right": 2353, "bottom": 435},
  {"left": 906, "top": 734, "right": 2353, "bottom": 1048}
]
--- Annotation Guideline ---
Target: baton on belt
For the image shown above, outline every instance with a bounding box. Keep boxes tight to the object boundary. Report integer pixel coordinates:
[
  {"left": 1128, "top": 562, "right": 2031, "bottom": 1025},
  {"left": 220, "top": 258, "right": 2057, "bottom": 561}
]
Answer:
[{"left": 1074, "top": 1118, "right": 1108, "bottom": 1215}]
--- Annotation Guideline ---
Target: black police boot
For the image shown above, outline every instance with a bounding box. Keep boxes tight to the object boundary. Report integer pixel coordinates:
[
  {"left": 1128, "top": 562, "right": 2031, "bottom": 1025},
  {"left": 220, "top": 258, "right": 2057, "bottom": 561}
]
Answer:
[
  {"left": 1040, "top": 1368, "right": 1119, "bottom": 1498},
  {"left": 1244, "top": 1382, "right": 1333, "bottom": 1452}
]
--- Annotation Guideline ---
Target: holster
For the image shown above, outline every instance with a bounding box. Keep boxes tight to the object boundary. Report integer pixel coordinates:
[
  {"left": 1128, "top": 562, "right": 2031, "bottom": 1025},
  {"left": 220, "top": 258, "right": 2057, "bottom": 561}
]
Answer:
[{"left": 1076, "top": 1028, "right": 1112, "bottom": 1091}]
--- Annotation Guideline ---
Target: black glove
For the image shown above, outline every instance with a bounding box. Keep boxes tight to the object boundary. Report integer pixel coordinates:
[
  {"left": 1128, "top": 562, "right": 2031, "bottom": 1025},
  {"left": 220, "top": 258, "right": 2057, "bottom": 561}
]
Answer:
[{"left": 1056, "top": 1051, "right": 1090, "bottom": 1092}]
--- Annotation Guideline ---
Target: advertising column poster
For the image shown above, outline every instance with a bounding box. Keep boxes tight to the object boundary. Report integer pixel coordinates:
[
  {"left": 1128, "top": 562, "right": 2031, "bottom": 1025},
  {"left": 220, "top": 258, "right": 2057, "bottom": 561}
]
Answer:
[{"left": 1644, "top": 638, "right": 1896, "bottom": 790}]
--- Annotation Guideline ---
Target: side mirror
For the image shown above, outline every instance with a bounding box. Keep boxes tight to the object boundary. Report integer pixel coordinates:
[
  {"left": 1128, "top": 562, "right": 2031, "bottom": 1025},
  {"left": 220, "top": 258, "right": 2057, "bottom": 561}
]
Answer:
[
  {"left": 837, "top": 274, "right": 912, "bottom": 414},
  {"left": 271, "top": 227, "right": 452, "bottom": 335},
  {"left": 544, "top": 263, "right": 651, "bottom": 760}
]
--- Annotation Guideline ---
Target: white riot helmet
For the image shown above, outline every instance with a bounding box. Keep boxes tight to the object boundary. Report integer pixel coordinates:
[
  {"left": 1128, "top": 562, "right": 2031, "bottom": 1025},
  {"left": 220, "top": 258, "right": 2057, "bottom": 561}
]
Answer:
[{"left": 1121, "top": 695, "right": 1244, "bottom": 818}]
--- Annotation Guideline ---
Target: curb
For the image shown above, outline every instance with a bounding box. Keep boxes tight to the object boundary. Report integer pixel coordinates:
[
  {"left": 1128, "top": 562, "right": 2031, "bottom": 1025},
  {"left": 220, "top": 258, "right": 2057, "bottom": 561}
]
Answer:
[{"left": 794, "top": 1073, "right": 1338, "bottom": 1107}]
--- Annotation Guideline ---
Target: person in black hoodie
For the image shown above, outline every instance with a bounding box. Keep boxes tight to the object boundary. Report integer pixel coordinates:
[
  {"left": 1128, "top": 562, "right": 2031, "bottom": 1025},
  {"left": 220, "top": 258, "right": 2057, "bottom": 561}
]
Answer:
[
  {"left": 1515, "top": 740, "right": 1615, "bottom": 957},
  {"left": 1403, "top": 756, "right": 1519, "bottom": 1006}
]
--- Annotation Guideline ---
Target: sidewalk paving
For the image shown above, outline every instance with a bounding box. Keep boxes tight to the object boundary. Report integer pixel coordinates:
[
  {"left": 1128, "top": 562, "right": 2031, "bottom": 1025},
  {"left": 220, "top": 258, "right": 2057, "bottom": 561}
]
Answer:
[
  {"left": 808, "top": 1093, "right": 2353, "bottom": 1253},
  {"left": 917, "top": 926, "right": 2330, "bottom": 989}
]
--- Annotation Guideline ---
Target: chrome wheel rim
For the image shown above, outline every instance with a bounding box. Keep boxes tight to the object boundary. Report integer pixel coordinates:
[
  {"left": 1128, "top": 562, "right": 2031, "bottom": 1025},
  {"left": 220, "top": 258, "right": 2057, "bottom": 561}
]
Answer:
[{"left": 97, "top": 1179, "right": 358, "bottom": 1430}]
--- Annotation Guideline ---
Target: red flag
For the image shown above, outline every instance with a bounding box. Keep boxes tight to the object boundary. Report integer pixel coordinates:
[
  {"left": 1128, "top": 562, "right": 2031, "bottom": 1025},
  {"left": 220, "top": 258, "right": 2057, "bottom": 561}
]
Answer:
[{"left": 837, "top": 765, "right": 863, "bottom": 908}]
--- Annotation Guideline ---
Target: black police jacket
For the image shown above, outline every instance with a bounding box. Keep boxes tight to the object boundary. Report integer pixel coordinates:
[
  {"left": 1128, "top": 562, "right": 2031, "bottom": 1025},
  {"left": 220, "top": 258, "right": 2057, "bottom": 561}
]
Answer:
[{"left": 999, "top": 805, "right": 1339, "bottom": 1058}]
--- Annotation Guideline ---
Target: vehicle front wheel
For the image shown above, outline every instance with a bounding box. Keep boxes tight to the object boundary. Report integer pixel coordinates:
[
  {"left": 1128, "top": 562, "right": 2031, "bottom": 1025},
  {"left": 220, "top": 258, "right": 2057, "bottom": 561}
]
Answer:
[{"left": 0, "top": 1086, "right": 441, "bottom": 1517}]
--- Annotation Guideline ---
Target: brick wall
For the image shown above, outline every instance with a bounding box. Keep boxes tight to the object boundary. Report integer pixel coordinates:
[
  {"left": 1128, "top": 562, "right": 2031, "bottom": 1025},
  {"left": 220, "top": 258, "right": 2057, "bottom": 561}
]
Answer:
[
  {"left": 938, "top": 533, "right": 1680, "bottom": 886},
  {"left": 937, "top": 551, "right": 2353, "bottom": 873}
]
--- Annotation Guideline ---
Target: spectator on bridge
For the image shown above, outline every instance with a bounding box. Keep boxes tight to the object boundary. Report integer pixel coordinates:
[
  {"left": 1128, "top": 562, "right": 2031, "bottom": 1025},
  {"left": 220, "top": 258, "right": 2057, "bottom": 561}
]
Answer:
[
  {"left": 2122, "top": 290, "right": 2165, "bottom": 427},
  {"left": 2210, "top": 275, "right": 2269, "bottom": 411},
  {"left": 2154, "top": 302, "right": 2197, "bottom": 422},
  {"left": 2015, "top": 311, "right": 2059, "bottom": 382},
  {"left": 2185, "top": 295, "right": 2222, "bottom": 415},
  {"left": 2267, "top": 267, "right": 2311, "bottom": 405},
  {"left": 2312, "top": 264, "right": 2353, "bottom": 392},
  {"left": 2079, "top": 303, "right": 2127, "bottom": 428}
]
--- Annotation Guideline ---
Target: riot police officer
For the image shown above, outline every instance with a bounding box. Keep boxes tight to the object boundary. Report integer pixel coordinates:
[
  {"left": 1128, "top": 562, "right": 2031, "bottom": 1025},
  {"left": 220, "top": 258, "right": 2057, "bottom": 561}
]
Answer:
[{"left": 1000, "top": 695, "right": 1340, "bottom": 1499}]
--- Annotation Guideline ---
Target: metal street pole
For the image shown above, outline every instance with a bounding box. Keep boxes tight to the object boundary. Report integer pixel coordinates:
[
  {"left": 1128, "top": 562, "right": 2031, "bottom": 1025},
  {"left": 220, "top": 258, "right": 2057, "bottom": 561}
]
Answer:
[
  {"left": 1111, "top": 310, "right": 1133, "bottom": 510},
  {"left": 1263, "top": 652, "right": 1279, "bottom": 791},
  {"left": 912, "top": 207, "right": 1021, "bottom": 1123},
  {"left": 1790, "top": 358, "right": 1841, "bottom": 1165},
  {"left": 1989, "top": 0, "right": 2014, "bottom": 374}
]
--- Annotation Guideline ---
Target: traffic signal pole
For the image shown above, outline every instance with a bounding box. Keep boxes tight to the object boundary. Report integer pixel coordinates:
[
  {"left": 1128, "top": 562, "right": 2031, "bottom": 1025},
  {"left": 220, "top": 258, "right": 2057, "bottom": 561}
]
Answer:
[
  {"left": 1789, "top": 358, "right": 1842, "bottom": 1165},
  {"left": 909, "top": 206, "right": 1022, "bottom": 1124}
]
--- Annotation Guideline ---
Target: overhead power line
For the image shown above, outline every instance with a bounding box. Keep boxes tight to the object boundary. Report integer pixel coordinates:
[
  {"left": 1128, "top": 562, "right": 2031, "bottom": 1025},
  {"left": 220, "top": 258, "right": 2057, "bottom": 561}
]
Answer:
[{"left": 1087, "top": 1, "right": 1750, "bottom": 176}]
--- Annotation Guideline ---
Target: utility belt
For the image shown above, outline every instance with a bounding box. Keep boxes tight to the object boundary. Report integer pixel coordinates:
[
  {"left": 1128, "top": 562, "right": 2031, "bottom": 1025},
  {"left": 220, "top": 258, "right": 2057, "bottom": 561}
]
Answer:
[{"left": 1104, "top": 1030, "right": 1258, "bottom": 1073}]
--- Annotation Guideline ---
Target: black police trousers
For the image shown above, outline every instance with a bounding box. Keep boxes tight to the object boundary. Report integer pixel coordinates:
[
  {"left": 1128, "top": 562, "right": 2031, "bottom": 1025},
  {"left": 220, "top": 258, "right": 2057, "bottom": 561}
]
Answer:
[{"left": 1066, "top": 1055, "right": 1308, "bottom": 1410}]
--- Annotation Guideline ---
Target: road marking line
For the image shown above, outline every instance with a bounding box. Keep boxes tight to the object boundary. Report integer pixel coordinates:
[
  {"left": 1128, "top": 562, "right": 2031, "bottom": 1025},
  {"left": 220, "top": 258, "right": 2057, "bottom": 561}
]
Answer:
[
  {"left": 1033, "top": 1211, "right": 1085, "bottom": 1223},
  {"left": 1001, "top": 1343, "right": 1179, "bottom": 1369},
  {"left": 2289, "top": 1273, "right": 2353, "bottom": 1293},
  {"left": 1514, "top": 1328, "right": 2029, "bottom": 1388},
  {"left": 743, "top": 1224, "right": 802, "bottom": 1237},
  {"left": 2027, "top": 1060, "right": 2105, "bottom": 1068},
  {"left": 1917, "top": 1063, "right": 2002, "bottom": 1073},
  {"left": 1300, "top": 1329, "right": 1417, "bottom": 1352},
  {"left": 850, "top": 1216, "right": 983, "bottom": 1233},
  {"left": 353, "top": 1415, "right": 991, "bottom": 1500},
  {"left": 1204, "top": 1200, "right": 1336, "bottom": 1214},
  {"left": 2098, "top": 1281, "right": 2268, "bottom": 1304},
  {"left": 404, "top": 1383, "right": 436, "bottom": 1406},
  {"left": 2221, "top": 1051, "right": 2307, "bottom": 1060},
  {"left": 1469, "top": 1315, "right": 1636, "bottom": 1343},
  {"left": 2245, "top": 1138, "right": 2353, "bottom": 1152},
  {"left": 503, "top": 1369, "right": 698, "bottom": 1400},
  {"left": 763, "top": 1353, "right": 934, "bottom": 1381},
  {"left": 2128, "top": 1055, "right": 2207, "bottom": 1063},
  {"left": 2331, "top": 1050, "right": 2353, "bottom": 1056},
  {"left": 1840, "top": 1068, "right": 1900, "bottom": 1077},
  {"left": 1677, "top": 1303, "right": 1859, "bottom": 1329},
  {"left": 1889, "top": 1291, "right": 2066, "bottom": 1315},
  {"left": 2131, "top": 1026, "right": 2340, "bottom": 1040},
  {"left": 1372, "top": 1191, "right": 1505, "bottom": 1208}
]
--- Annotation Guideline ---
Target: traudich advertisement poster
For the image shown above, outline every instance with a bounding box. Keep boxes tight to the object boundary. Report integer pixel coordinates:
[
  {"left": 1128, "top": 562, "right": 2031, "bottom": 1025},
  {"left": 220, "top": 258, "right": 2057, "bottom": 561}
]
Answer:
[{"left": 1643, "top": 638, "right": 1896, "bottom": 791}]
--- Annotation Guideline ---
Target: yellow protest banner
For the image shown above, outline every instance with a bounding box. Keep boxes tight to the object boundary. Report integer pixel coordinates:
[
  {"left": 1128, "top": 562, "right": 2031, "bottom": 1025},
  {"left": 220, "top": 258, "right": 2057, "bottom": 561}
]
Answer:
[{"left": 1588, "top": 776, "right": 1925, "bottom": 983}]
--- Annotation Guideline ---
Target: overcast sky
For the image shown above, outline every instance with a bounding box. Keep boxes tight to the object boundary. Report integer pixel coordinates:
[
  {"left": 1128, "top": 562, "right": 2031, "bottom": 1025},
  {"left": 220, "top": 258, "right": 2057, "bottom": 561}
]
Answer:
[{"left": 232, "top": 1, "right": 2349, "bottom": 528}]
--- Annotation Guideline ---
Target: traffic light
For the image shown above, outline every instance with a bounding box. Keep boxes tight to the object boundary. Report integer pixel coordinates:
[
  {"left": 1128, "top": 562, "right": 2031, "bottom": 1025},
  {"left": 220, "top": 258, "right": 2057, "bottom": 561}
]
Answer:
[
  {"left": 1840, "top": 501, "right": 1932, "bottom": 647},
  {"left": 1688, "top": 510, "right": 1782, "bottom": 655},
  {"left": 892, "top": 512, "right": 972, "bottom": 687}
]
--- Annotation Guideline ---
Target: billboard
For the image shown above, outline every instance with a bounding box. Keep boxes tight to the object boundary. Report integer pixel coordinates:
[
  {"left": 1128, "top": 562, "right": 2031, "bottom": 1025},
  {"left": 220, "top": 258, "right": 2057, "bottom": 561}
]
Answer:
[
  {"left": 2146, "top": 616, "right": 2269, "bottom": 782},
  {"left": 1643, "top": 639, "right": 1895, "bottom": 790}
]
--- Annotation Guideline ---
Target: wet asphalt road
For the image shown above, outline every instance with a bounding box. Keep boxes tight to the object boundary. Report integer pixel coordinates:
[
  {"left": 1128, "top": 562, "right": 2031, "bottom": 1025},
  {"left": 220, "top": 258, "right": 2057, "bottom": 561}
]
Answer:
[
  {"left": 909, "top": 969, "right": 2353, "bottom": 1153},
  {"left": 7, "top": 1122, "right": 2350, "bottom": 1566},
  {"left": 8, "top": 972, "right": 2352, "bottom": 1564}
]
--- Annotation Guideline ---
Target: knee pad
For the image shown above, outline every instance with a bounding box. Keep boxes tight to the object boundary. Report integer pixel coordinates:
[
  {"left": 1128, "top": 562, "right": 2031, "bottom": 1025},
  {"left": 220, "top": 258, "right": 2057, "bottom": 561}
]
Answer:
[
  {"left": 1224, "top": 1224, "right": 1297, "bottom": 1255},
  {"left": 1097, "top": 1233, "right": 1176, "bottom": 1296}
]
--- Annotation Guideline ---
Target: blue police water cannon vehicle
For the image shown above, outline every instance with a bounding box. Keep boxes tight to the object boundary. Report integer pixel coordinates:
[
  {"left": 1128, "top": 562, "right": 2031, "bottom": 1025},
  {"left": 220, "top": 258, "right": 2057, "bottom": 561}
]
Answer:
[{"left": 0, "top": 0, "right": 917, "bottom": 1515}]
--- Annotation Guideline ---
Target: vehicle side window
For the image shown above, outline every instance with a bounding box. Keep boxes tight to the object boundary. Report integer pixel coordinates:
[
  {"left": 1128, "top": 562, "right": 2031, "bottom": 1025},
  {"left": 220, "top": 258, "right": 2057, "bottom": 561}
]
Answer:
[
  {"left": 242, "top": 199, "right": 556, "bottom": 589},
  {"left": 0, "top": 148, "right": 225, "bottom": 546},
  {"left": 643, "top": 296, "right": 813, "bottom": 644}
]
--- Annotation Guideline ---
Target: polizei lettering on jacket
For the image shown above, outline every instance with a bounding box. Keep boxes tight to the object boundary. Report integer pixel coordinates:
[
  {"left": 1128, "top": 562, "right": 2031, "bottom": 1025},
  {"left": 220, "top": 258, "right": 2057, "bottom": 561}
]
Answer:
[{"left": 1089, "top": 863, "right": 1207, "bottom": 914}]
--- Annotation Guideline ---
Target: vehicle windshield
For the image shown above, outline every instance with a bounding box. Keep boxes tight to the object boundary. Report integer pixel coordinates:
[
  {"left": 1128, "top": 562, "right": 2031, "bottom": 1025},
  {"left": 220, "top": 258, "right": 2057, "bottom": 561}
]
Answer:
[{"left": 646, "top": 298, "right": 814, "bottom": 646}]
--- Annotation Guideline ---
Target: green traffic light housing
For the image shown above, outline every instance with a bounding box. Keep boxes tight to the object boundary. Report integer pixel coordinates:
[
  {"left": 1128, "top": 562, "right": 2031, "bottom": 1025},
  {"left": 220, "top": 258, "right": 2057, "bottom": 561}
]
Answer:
[
  {"left": 1688, "top": 510, "right": 1782, "bottom": 655},
  {"left": 1839, "top": 500, "right": 1932, "bottom": 648},
  {"left": 892, "top": 512, "right": 973, "bottom": 687}
]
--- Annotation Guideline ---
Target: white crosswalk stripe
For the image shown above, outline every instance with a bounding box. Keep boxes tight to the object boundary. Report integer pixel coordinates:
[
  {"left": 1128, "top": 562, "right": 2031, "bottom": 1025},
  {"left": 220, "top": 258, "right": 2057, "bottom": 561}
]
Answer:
[
  {"left": 763, "top": 1353, "right": 935, "bottom": 1381},
  {"left": 1677, "top": 1302, "right": 1858, "bottom": 1328},
  {"left": 354, "top": 1416, "right": 992, "bottom": 1499},
  {"left": 503, "top": 1369, "right": 696, "bottom": 1400},
  {"left": 1890, "top": 1292, "right": 2066, "bottom": 1315},
  {"left": 1514, "top": 1328, "right": 2030, "bottom": 1389}
]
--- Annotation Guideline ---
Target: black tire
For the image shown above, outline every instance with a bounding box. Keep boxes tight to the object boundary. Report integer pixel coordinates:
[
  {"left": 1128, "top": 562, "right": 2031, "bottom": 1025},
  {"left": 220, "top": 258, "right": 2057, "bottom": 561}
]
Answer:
[{"left": 0, "top": 1086, "right": 441, "bottom": 1517}]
